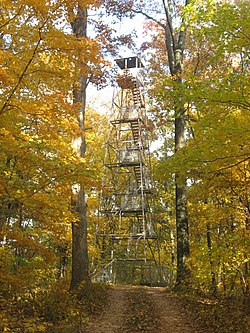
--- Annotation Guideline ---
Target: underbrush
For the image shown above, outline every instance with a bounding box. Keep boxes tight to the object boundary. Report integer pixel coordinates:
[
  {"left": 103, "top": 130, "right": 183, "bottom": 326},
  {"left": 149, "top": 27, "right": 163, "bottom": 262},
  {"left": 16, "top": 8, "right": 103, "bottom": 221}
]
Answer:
[
  {"left": 0, "top": 279, "right": 109, "bottom": 333},
  {"left": 178, "top": 292, "right": 249, "bottom": 333}
]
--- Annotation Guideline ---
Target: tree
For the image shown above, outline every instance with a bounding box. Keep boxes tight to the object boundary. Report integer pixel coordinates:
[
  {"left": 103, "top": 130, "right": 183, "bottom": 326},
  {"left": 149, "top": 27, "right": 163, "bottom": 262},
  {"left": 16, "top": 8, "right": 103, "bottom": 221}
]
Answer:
[
  {"left": 180, "top": 0, "right": 248, "bottom": 295},
  {"left": 1, "top": 0, "right": 74, "bottom": 293},
  {"left": 0, "top": 0, "right": 103, "bottom": 295},
  {"left": 70, "top": 4, "right": 90, "bottom": 291},
  {"left": 155, "top": 0, "right": 249, "bottom": 295},
  {"left": 69, "top": 0, "right": 124, "bottom": 290}
]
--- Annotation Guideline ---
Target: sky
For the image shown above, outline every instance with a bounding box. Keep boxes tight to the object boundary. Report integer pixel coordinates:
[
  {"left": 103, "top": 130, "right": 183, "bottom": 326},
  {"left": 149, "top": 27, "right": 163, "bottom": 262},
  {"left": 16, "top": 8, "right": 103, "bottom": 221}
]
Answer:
[{"left": 87, "top": 13, "right": 149, "bottom": 114}]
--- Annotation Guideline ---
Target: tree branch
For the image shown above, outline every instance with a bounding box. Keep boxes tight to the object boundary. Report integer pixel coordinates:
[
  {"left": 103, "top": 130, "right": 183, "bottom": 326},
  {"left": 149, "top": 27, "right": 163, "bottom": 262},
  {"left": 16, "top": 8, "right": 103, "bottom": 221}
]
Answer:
[
  {"left": 191, "top": 153, "right": 250, "bottom": 165},
  {"left": 0, "top": 5, "right": 24, "bottom": 30},
  {"left": 131, "top": 9, "right": 166, "bottom": 30},
  {"left": 177, "top": 0, "right": 190, "bottom": 50},
  {"left": 162, "top": 0, "right": 176, "bottom": 48},
  {"left": 0, "top": 29, "right": 43, "bottom": 116},
  {"left": 206, "top": 157, "right": 250, "bottom": 173},
  {"left": 0, "top": 1, "right": 65, "bottom": 116},
  {"left": 160, "top": 0, "right": 175, "bottom": 75}
]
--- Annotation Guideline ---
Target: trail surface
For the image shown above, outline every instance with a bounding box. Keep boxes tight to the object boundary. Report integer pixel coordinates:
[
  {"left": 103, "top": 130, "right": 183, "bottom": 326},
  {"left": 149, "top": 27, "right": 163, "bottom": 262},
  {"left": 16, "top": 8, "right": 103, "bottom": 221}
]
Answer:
[{"left": 83, "top": 285, "right": 207, "bottom": 333}]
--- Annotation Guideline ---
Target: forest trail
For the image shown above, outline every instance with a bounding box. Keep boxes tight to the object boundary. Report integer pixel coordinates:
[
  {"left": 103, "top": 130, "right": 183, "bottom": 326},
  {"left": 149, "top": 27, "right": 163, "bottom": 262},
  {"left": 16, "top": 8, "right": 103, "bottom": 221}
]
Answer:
[
  {"left": 83, "top": 285, "right": 207, "bottom": 333},
  {"left": 82, "top": 285, "right": 131, "bottom": 333}
]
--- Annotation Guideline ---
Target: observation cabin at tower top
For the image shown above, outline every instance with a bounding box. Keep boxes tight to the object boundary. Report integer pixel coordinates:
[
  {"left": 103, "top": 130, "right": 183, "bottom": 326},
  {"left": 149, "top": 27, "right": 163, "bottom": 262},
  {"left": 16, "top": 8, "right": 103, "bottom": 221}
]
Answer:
[
  {"left": 115, "top": 56, "right": 144, "bottom": 70},
  {"left": 115, "top": 56, "right": 144, "bottom": 89}
]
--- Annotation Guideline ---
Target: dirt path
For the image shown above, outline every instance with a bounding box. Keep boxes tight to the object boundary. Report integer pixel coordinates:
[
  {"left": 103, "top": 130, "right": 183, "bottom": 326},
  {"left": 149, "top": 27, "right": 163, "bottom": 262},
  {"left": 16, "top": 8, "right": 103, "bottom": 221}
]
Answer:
[
  {"left": 83, "top": 285, "right": 206, "bottom": 333},
  {"left": 145, "top": 287, "right": 206, "bottom": 333},
  {"left": 82, "top": 285, "right": 131, "bottom": 333}
]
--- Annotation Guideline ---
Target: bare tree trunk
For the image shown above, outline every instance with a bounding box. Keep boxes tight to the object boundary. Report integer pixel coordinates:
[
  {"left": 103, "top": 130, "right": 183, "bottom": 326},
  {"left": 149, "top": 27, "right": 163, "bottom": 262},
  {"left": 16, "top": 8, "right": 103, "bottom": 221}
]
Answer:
[
  {"left": 70, "top": 5, "right": 89, "bottom": 290},
  {"left": 171, "top": 35, "right": 190, "bottom": 288},
  {"left": 173, "top": 66, "right": 190, "bottom": 283},
  {"left": 71, "top": 187, "right": 89, "bottom": 289},
  {"left": 206, "top": 223, "right": 217, "bottom": 295},
  {"left": 175, "top": 174, "right": 189, "bottom": 284}
]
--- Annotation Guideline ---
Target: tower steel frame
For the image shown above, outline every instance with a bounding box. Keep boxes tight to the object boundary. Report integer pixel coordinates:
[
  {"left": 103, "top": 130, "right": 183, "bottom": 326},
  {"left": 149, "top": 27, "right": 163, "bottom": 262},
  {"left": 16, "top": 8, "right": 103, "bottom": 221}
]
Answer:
[{"left": 96, "top": 57, "right": 160, "bottom": 284}]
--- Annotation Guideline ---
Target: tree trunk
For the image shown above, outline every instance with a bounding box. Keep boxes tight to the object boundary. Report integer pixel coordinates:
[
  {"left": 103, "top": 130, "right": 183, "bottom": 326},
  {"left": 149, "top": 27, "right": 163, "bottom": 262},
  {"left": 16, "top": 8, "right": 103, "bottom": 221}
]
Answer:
[
  {"left": 162, "top": 0, "right": 190, "bottom": 287},
  {"left": 175, "top": 174, "right": 189, "bottom": 285},
  {"left": 70, "top": 5, "right": 89, "bottom": 290},
  {"left": 206, "top": 223, "right": 217, "bottom": 295},
  {"left": 172, "top": 55, "right": 190, "bottom": 287},
  {"left": 174, "top": 84, "right": 190, "bottom": 284},
  {"left": 71, "top": 187, "right": 89, "bottom": 289}
]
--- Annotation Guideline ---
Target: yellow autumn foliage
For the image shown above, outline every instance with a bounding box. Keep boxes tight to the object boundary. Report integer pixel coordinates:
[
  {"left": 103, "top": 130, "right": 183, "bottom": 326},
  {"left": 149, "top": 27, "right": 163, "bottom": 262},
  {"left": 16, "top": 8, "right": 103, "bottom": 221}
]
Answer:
[{"left": 0, "top": 0, "right": 106, "bottom": 305}]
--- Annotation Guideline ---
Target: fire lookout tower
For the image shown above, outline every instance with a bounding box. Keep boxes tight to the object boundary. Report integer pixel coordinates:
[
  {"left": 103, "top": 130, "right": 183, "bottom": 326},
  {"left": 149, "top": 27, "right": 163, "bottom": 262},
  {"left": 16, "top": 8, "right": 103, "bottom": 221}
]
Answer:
[{"left": 96, "top": 57, "right": 160, "bottom": 284}]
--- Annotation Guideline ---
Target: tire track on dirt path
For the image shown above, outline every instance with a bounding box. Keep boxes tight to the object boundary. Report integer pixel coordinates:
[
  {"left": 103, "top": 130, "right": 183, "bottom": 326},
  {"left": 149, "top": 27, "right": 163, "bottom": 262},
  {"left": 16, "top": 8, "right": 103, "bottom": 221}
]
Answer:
[
  {"left": 82, "top": 285, "right": 131, "bottom": 333},
  {"left": 145, "top": 287, "right": 207, "bottom": 333}
]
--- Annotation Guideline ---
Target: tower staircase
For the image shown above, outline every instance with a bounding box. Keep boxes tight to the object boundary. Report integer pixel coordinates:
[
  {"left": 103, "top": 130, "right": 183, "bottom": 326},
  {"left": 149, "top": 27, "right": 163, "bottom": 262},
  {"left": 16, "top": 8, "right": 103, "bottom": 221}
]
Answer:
[{"left": 96, "top": 57, "right": 159, "bottom": 284}]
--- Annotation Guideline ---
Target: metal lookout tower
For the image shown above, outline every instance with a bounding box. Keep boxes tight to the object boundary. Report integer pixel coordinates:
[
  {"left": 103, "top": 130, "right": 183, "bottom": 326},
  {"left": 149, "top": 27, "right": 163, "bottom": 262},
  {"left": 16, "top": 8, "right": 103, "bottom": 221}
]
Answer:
[{"left": 96, "top": 56, "right": 160, "bottom": 284}]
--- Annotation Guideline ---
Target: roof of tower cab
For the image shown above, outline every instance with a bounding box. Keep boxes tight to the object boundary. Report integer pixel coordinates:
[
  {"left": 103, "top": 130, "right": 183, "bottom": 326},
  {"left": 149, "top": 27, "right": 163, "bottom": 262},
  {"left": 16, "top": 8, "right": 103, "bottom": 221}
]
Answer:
[{"left": 115, "top": 56, "right": 144, "bottom": 69}]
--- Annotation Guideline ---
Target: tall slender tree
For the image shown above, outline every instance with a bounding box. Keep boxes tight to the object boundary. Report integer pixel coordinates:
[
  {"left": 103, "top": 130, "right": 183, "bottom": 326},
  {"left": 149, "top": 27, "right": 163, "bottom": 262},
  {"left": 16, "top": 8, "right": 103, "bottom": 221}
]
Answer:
[
  {"left": 161, "top": 0, "right": 191, "bottom": 285},
  {"left": 70, "top": 4, "right": 90, "bottom": 290}
]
